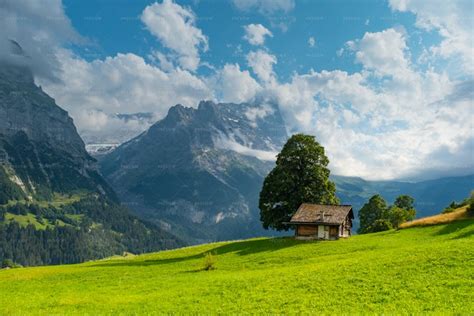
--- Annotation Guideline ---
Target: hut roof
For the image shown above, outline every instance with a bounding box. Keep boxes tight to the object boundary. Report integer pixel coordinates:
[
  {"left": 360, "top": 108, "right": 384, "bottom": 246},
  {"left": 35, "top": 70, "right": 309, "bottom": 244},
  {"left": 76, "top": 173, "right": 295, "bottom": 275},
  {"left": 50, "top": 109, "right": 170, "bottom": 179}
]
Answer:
[{"left": 289, "top": 204, "right": 353, "bottom": 225}]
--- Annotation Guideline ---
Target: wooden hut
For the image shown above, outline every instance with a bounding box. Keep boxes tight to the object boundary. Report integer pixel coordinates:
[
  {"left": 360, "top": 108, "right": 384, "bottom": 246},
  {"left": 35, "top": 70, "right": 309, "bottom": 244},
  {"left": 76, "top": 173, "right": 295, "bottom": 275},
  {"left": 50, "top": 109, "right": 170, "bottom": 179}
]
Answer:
[{"left": 288, "top": 204, "right": 353, "bottom": 240}]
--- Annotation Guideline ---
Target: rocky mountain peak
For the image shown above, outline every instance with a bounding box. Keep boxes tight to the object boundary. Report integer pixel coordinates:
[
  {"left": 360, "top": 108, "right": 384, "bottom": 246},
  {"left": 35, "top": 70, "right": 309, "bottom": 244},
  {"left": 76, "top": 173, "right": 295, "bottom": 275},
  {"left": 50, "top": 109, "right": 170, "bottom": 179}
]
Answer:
[{"left": 0, "top": 61, "right": 116, "bottom": 199}]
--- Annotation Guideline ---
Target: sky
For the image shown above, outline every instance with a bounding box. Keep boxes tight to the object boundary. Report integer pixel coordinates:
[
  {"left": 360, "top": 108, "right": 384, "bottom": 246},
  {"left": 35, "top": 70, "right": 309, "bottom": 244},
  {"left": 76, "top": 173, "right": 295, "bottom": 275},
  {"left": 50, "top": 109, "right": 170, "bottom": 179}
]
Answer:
[{"left": 0, "top": 0, "right": 473, "bottom": 181}]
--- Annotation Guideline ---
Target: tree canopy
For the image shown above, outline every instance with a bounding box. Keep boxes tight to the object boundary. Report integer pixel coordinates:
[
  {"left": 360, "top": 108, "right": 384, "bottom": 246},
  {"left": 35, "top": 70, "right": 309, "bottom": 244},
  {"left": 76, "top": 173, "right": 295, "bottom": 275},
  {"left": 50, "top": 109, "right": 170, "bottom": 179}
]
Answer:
[
  {"left": 358, "top": 195, "right": 388, "bottom": 234},
  {"left": 358, "top": 194, "right": 417, "bottom": 233},
  {"left": 259, "top": 134, "right": 338, "bottom": 231}
]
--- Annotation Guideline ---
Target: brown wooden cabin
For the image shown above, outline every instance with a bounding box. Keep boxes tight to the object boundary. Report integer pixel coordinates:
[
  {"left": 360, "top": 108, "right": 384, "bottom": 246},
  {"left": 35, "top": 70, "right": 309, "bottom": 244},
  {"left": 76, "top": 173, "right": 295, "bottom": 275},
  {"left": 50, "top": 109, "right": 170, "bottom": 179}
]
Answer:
[{"left": 288, "top": 204, "right": 354, "bottom": 240}]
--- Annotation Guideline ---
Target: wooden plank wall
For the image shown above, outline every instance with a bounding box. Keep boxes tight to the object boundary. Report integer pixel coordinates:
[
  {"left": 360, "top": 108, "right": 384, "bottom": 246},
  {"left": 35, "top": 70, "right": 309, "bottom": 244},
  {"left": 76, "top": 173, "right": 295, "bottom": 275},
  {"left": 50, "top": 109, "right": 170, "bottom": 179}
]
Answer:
[{"left": 297, "top": 225, "right": 317, "bottom": 236}]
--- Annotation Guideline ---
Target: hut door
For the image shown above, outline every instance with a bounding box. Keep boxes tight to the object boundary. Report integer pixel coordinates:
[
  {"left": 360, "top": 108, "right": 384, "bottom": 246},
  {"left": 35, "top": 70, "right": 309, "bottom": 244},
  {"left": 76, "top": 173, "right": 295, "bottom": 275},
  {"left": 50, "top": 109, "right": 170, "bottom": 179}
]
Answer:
[
  {"left": 329, "top": 226, "right": 338, "bottom": 238},
  {"left": 318, "top": 225, "right": 325, "bottom": 238}
]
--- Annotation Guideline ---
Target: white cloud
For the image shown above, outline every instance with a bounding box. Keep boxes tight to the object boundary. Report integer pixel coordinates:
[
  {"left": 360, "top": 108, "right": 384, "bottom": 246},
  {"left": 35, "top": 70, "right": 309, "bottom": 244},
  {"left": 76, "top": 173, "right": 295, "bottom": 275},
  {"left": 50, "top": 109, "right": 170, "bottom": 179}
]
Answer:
[
  {"left": 232, "top": 0, "right": 295, "bottom": 15},
  {"left": 265, "top": 27, "right": 472, "bottom": 180},
  {"left": 0, "top": 0, "right": 81, "bottom": 80},
  {"left": 75, "top": 110, "right": 157, "bottom": 144},
  {"left": 141, "top": 0, "right": 208, "bottom": 71},
  {"left": 389, "top": 0, "right": 474, "bottom": 72},
  {"left": 38, "top": 50, "right": 213, "bottom": 140},
  {"left": 213, "top": 133, "right": 278, "bottom": 161},
  {"left": 245, "top": 103, "right": 274, "bottom": 127},
  {"left": 210, "top": 64, "right": 261, "bottom": 103},
  {"left": 149, "top": 50, "right": 175, "bottom": 72},
  {"left": 308, "top": 36, "right": 316, "bottom": 48},
  {"left": 4, "top": 0, "right": 471, "bottom": 180},
  {"left": 348, "top": 28, "right": 410, "bottom": 78},
  {"left": 246, "top": 50, "right": 277, "bottom": 83},
  {"left": 243, "top": 24, "right": 273, "bottom": 46}
]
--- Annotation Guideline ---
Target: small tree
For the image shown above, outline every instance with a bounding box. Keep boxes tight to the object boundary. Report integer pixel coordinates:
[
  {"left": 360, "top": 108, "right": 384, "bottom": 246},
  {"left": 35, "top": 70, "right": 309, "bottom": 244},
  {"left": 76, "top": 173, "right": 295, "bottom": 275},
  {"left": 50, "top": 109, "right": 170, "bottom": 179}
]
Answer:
[
  {"left": 394, "top": 195, "right": 415, "bottom": 210},
  {"left": 202, "top": 252, "right": 216, "bottom": 271},
  {"left": 1, "top": 259, "right": 20, "bottom": 269},
  {"left": 387, "top": 205, "right": 416, "bottom": 228},
  {"left": 358, "top": 195, "right": 388, "bottom": 234},
  {"left": 259, "top": 134, "right": 338, "bottom": 231}
]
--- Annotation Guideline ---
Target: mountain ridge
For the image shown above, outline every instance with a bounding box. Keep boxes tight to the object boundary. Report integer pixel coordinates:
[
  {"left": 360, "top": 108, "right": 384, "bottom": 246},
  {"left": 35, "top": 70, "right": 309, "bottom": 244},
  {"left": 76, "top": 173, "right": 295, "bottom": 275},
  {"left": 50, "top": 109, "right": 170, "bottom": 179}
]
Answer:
[
  {"left": 100, "top": 100, "right": 474, "bottom": 243},
  {"left": 0, "top": 54, "right": 183, "bottom": 266}
]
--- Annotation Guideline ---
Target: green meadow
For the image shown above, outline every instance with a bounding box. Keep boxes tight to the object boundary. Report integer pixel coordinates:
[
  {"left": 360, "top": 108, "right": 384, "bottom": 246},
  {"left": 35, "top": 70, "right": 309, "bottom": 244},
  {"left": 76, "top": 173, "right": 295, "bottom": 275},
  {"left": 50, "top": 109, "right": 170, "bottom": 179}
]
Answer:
[{"left": 1, "top": 219, "right": 473, "bottom": 314}]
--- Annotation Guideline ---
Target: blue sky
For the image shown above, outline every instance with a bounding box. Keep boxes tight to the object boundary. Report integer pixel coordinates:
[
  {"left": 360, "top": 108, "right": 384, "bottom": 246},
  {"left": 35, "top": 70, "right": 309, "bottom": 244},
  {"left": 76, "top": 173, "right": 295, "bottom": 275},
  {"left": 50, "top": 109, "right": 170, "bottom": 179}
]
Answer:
[
  {"left": 64, "top": 0, "right": 439, "bottom": 79},
  {"left": 1, "top": 0, "right": 472, "bottom": 180}
]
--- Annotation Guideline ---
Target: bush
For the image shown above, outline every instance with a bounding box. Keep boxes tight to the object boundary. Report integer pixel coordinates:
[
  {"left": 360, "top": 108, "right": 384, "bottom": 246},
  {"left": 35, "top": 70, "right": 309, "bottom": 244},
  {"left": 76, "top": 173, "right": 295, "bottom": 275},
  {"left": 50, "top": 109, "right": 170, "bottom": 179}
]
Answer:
[
  {"left": 387, "top": 206, "right": 416, "bottom": 228},
  {"left": 1, "top": 259, "right": 22, "bottom": 269},
  {"left": 202, "top": 252, "right": 217, "bottom": 271},
  {"left": 369, "top": 219, "right": 393, "bottom": 232},
  {"left": 443, "top": 194, "right": 473, "bottom": 214},
  {"left": 468, "top": 191, "right": 474, "bottom": 216},
  {"left": 442, "top": 201, "right": 461, "bottom": 214}
]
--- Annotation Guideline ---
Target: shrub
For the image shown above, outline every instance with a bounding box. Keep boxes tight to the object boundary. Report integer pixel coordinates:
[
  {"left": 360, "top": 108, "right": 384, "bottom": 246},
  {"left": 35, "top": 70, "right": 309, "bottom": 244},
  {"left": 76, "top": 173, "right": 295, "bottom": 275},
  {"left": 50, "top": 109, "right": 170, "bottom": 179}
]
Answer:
[
  {"left": 1, "top": 259, "right": 22, "bottom": 269},
  {"left": 468, "top": 191, "right": 474, "bottom": 216},
  {"left": 202, "top": 252, "right": 217, "bottom": 271},
  {"left": 369, "top": 219, "right": 393, "bottom": 232}
]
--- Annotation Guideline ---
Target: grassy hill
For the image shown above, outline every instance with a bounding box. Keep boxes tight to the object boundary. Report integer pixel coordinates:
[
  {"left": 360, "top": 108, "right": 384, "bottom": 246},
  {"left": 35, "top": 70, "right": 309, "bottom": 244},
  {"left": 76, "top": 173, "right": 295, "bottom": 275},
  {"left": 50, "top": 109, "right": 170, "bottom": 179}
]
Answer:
[
  {"left": 0, "top": 219, "right": 473, "bottom": 314},
  {"left": 400, "top": 205, "right": 471, "bottom": 229}
]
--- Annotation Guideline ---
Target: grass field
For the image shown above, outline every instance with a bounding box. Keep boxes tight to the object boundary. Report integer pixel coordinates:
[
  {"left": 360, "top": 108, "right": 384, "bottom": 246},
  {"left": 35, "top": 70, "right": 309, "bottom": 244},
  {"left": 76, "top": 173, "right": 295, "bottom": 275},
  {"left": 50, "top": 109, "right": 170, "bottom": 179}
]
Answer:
[{"left": 0, "top": 219, "right": 473, "bottom": 314}]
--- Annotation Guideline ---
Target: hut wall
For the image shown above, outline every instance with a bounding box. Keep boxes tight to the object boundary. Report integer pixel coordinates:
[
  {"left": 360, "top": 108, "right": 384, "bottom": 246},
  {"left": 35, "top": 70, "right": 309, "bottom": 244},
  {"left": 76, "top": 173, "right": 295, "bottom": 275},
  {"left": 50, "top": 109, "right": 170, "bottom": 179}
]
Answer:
[{"left": 296, "top": 225, "right": 317, "bottom": 236}]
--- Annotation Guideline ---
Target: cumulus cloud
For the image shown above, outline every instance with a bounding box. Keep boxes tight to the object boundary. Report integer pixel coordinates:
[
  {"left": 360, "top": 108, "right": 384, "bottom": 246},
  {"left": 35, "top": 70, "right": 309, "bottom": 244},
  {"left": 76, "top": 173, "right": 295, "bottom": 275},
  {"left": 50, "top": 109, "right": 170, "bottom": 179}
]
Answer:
[
  {"left": 308, "top": 36, "right": 316, "bottom": 48},
  {"left": 243, "top": 24, "right": 273, "bottom": 46},
  {"left": 347, "top": 28, "right": 410, "bottom": 78},
  {"left": 209, "top": 63, "right": 261, "bottom": 103},
  {"left": 75, "top": 110, "right": 157, "bottom": 144},
  {"left": 245, "top": 104, "right": 274, "bottom": 122},
  {"left": 0, "top": 0, "right": 81, "bottom": 80},
  {"left": 389, "top": 0, "right": 474, "bottom": 73},
  {"left": 266, "top": 27, "right": 472, "bottom": 180},
  {"left": 141, "top": 0, "right": 208, "bottom": 71},
  {"left": 4, "top": 0, "right": 472, "bottom": 180},
  {"left": 246, "top": 50, "right": 277, "bottom": 83},
  {"left": 232, "top": 0, "right": 295, "bottom": 15},
  {"left": 38, "top": 50, "right": 213, "bottom": 141}
]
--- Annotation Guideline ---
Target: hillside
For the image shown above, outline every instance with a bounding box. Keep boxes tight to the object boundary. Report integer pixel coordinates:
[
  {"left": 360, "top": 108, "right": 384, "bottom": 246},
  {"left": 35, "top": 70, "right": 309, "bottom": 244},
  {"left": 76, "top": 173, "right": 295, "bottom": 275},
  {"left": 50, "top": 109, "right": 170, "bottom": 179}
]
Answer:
[
  {"left": 1, "top": 220, "right": 472, "bottom": 314},
  {"left": 0, "top": 46, "right": 182, "bottom": 266},
  {"left": 400, "top": 205, "right": 471, "bottom": 228},
  {"left": 334, "top": 174, "right": 474, "bottom": 219}
]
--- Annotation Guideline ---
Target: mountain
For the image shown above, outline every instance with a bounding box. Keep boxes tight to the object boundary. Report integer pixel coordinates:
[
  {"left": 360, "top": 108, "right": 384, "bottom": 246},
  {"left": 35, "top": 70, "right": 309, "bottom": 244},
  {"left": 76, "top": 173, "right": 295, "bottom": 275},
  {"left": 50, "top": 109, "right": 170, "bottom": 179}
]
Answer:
[
  {"left": 100, "top": 100, "right": 287, "bottom": 243},
  {"left": 0, "top": 47, "right": 182, "bottom": 266},
  {"left": 0, "top": 63, "right": 116, "bottom": 201},
  {"left": 101, "top": 100, "right": 473, "bottom": 243},
  {"left": 333, "top": 174, "right": 474, "bottom": 221}
]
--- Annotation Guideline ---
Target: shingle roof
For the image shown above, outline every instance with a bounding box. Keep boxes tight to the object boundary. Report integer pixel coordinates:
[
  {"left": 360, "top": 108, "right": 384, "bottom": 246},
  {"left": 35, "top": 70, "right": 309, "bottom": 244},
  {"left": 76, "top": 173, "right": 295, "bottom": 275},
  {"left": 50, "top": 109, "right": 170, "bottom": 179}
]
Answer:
[{"left": 290, "top": 204, "right": 353, "bottom": 225}]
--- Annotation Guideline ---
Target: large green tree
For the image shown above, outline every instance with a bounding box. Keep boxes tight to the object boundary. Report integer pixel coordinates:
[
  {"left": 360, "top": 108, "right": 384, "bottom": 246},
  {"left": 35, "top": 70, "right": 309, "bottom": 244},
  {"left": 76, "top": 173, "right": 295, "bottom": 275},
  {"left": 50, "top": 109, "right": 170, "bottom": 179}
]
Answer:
[{"left": 259, "top": 134, "right": 338, "bottom": 231}]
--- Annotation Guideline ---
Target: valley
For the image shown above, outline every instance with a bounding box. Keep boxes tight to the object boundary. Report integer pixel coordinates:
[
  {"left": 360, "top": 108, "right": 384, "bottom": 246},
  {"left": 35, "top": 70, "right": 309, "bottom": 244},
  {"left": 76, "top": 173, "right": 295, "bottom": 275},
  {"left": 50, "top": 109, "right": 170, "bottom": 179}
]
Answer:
[{"left": 1, "top": 217, "right": 472, "bottom": 314}]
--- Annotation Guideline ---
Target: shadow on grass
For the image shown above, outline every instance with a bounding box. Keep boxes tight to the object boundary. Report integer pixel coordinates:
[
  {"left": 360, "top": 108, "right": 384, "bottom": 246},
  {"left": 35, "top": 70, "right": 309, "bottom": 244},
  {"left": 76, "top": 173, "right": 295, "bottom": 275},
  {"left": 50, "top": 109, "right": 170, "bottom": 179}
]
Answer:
[
  {"left": 89, "top": 237, "right": 306, "bottom": 268},
  {"left": 433, "top": 219, "right": 474, "bottom": 238}
]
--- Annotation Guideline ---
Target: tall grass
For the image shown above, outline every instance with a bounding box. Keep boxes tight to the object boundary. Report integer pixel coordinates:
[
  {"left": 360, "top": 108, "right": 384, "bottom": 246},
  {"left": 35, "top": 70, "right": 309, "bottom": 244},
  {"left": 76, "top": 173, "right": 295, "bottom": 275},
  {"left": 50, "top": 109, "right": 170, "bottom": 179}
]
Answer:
[{"left": 400, "top": 206, "right": 470, "bottom": 229}]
